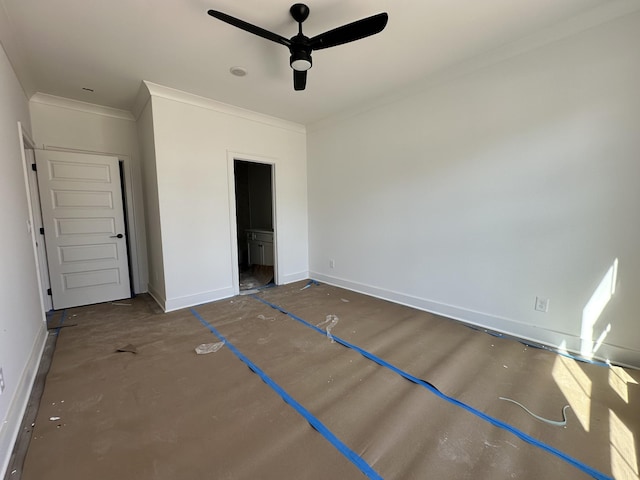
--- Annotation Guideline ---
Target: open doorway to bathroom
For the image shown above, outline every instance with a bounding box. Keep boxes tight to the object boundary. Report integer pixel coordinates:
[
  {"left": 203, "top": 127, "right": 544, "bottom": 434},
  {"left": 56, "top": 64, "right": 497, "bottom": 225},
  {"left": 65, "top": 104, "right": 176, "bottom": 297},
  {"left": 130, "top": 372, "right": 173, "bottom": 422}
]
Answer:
[{"left": 234, "top": 159, "right": 275, "bottom": 291}]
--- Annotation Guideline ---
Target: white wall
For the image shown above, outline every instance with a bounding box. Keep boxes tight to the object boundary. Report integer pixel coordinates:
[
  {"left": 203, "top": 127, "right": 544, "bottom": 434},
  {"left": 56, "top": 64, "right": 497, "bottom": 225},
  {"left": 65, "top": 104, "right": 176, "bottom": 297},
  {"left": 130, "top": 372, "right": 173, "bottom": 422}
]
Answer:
[
  {"left": 307, "top": 12, "right": 640, "bottom": 368},
  {"left": 0, "top": 42, "right": 47, "bottom": 476},
  {"left": 136, "top": 97, "right": 166, "bottom": 303},
  {"left": 141, "top": 84, "right": 308, "bottom": 311},
  {"left": 29, "top": 96, "right": 148, "bottom": 294}
]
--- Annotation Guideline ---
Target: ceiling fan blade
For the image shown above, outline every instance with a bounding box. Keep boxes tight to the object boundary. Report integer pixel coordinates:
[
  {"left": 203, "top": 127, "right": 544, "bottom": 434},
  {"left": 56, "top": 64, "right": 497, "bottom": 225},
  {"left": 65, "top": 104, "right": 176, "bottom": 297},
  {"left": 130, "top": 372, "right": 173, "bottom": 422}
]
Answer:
[
  {"left": 293, "top": 70, "right": 307, "bottom": 91},
  {"left": 208, "top": 10, "right": 291, "bottom": 47},
  {"left": 309, "top": 12, "right": 388, "bottom": 50}
]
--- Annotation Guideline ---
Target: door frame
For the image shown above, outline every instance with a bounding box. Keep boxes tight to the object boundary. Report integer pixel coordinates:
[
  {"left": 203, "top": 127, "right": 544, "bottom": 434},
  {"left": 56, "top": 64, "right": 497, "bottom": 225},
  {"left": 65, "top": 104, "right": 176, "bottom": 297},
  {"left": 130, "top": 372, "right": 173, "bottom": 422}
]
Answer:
[
  {"left": 227, "top": 151, "right": 278, "bottom": 295},
  {"left": 18, "top": 122, "right": 52, "bottom": 312}
]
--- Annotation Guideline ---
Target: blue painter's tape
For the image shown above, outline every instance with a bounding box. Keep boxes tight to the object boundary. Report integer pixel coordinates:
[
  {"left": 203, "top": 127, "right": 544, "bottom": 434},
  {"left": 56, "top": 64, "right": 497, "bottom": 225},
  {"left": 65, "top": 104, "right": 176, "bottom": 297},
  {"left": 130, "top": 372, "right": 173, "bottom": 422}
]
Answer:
[
  {"left": 189, "top": 308, "right": 383, "bottom": 480},
  {"left": 527, "top": 343, "right": 611, "bottom": 368},
  {"left": 465, "top": 324, "right": 611, "bottom": 368},
  {"left": 55, "top": 310, "right": 67, "bottom": 337},
  {"left": 300, "top": 279, "right": 320, "bottom": 291},
  {"left": 251, "top": 295, "right": 612, "bottom": 480}
]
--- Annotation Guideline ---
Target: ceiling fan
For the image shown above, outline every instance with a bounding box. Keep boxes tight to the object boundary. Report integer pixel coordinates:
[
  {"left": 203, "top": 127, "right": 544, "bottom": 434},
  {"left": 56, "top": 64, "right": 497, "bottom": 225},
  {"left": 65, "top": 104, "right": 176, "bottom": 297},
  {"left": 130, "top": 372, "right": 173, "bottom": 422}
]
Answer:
[{"left": 207, "top": 4, "right": 388, "bottom": 91}]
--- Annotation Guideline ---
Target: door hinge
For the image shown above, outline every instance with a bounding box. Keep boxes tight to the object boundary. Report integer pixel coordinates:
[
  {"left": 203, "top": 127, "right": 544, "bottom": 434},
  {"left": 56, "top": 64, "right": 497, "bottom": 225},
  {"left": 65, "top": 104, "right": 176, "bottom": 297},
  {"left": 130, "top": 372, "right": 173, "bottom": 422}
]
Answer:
[
  {"left": 47, "top": 288, "right": 52, "bottom": 296},
  {"left": 39, "top": 227, "right": 45, "bottom": 235},
  {"left": 31, "top": 163, "right": 37, "bottom": 171}
]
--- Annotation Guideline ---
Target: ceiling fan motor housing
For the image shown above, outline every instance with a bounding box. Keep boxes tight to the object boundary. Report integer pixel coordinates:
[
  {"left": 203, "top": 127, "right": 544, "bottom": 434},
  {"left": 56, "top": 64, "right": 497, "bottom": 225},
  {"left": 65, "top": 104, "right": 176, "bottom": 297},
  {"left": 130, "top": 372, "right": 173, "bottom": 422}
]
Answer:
[
  {"left": 290, "top": 38, "right": 312, "bottom": 71},
  {"left": 289, "top": 5, "right": 312, "bottom": 71}
]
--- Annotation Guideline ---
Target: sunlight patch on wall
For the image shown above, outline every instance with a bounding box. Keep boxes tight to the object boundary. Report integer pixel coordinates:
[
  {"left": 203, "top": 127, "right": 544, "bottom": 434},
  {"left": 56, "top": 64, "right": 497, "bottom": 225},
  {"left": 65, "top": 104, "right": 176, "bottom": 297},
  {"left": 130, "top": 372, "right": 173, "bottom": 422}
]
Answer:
[
  {"left": 609, "top": 409, "right": 639, "bottom": 479},
  {"left": 592, "top": 323, "right": 612, "bottom": 355},
  {"left": 580, "top": 258, "right": 618, "bottom": 358},
  {"left": 551, "top": 355, "right": 592, "bottom": 432}
]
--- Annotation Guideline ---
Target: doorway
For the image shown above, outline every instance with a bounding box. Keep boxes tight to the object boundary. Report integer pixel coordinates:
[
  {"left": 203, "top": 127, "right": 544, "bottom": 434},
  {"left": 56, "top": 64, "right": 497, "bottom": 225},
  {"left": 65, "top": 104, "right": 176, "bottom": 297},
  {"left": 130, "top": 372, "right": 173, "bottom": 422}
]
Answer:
[{"left": 234, "top": 160, "right": 275, "bottom": 291}]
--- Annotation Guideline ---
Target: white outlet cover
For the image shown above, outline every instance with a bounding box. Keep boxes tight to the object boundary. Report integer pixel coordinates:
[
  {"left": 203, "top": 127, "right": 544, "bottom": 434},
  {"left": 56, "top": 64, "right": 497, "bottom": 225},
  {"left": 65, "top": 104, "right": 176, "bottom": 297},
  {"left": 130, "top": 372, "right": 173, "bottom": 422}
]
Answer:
[{"left": 535, "top": 297, "right": 549, "bottom": 312}]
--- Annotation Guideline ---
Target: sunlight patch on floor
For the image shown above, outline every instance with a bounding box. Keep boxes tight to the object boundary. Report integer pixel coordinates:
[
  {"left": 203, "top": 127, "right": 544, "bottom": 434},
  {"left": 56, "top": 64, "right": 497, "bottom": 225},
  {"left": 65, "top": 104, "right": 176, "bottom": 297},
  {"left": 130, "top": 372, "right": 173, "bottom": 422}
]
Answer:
[
  {"left": 609, "top": 408, "right": 639, "bottom": 480},
  {"left": 608, "top": 367, "right": 638, "bottom": 404},
  {"left": 551, "top": 355, "right": 592, "bottom": 432}
]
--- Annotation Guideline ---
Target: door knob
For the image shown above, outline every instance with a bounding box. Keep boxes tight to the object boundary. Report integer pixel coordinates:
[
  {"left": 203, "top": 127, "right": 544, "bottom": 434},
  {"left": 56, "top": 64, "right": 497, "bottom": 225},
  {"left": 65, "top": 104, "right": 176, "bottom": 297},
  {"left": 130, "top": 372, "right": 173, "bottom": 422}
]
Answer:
[{"left": 110, "top": 233, "right": 124, "bottom": 238}]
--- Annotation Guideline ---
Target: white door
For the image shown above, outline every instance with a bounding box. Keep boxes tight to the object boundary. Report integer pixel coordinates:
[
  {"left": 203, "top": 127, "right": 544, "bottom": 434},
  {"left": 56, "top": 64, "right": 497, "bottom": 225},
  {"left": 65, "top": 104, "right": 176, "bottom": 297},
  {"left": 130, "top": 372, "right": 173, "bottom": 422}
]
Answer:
[{"left": 35, "top": 150, "right": 131, "bottom": 309}]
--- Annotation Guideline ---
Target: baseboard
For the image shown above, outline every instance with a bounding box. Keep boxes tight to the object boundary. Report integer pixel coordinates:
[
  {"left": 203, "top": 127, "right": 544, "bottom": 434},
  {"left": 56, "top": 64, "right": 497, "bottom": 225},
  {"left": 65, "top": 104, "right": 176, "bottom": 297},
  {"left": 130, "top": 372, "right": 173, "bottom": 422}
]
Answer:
[
  {"left": 310, "top": 272, "right": 640, "bottom": 370},
  {"left": 278, "top": 270, "right": 309, "bottom": 285},
  {"left": 149, "top": 274, "right": 310, "bottom": 313},
  {"left": 0, "top": 322, "right": 47, "bottom": 478},
  {"left": 164, "top": 286, "right": 236, "bottom": 313}
]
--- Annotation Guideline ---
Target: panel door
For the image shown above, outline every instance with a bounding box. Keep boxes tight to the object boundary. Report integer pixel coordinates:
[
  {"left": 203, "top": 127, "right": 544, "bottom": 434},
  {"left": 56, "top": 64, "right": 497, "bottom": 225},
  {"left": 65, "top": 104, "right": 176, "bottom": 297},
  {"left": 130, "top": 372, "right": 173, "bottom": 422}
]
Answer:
[{"left": 35, "top": 150, "right": 131, "bottom": 309}]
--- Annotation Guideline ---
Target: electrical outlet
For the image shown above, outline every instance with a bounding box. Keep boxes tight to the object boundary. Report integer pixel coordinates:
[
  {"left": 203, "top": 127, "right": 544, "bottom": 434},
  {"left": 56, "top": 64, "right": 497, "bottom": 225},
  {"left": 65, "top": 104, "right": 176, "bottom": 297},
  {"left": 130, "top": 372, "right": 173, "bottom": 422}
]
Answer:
[
  {"left": 535, "top": 296, "right": 549, "bottom": 313},
  {"left": 0, "top": 368, "right": 5, "bottom": 395},
  {"left": 329, "top": 259, "right": 335, "bottom": 269}
]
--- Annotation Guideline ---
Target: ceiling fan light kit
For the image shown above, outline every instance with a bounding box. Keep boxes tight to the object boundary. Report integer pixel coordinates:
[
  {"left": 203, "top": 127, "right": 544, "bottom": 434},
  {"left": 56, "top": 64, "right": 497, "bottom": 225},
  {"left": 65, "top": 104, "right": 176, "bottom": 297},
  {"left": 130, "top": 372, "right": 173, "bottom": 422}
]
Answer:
[
  {"left": 290, "top": 52, "right": 311, "bottom": 72},
  {"left": 207, "top": 3, "right": 388, "bottom": 91}
]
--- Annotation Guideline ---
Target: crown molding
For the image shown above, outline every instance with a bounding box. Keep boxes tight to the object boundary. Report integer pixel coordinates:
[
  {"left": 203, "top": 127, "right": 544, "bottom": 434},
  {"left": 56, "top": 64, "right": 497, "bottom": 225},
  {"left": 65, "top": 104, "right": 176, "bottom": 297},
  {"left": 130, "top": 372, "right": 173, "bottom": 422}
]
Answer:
[
  {"left": 131, "top": 81, "right": 151, "bottom": 121},
  {"left": 142, "top": 81, "right": 306, "bottom": 135},
  {"left": 29, "top": 92, "right": 135, "bottom": 121}
]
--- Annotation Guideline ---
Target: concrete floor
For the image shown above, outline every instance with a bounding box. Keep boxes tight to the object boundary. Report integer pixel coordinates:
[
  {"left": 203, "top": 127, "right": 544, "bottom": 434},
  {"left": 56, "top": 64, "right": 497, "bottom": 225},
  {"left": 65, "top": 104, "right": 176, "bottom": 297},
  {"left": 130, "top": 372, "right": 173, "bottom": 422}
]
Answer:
[{"left": 9, "top": 281, "right": 640, "bottom": 479}]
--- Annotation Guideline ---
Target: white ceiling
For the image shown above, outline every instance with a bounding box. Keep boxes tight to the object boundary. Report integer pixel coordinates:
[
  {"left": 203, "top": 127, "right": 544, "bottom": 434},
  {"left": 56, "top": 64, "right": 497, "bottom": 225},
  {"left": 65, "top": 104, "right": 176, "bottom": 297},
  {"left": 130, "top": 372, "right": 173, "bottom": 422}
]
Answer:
[{"left": 0, "top": 0, "right": 618, "bottom": 125}]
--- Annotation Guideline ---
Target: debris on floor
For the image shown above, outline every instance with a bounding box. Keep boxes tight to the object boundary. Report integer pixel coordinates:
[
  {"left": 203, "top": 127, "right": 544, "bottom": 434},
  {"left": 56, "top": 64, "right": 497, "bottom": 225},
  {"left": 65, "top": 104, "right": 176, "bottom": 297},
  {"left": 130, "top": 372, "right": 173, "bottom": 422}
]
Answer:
[
  {"left": 316, "top": 314, "right": 339, "bottom": 343},
  {"left": 115, "top": 344, "right": 137, "bottom": 354},
  {"left": 239, "top": 265, "right": 274, "bottom": 291},
  {"left": 195, "top": 341, "right": 226, "bottom": 355}
]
